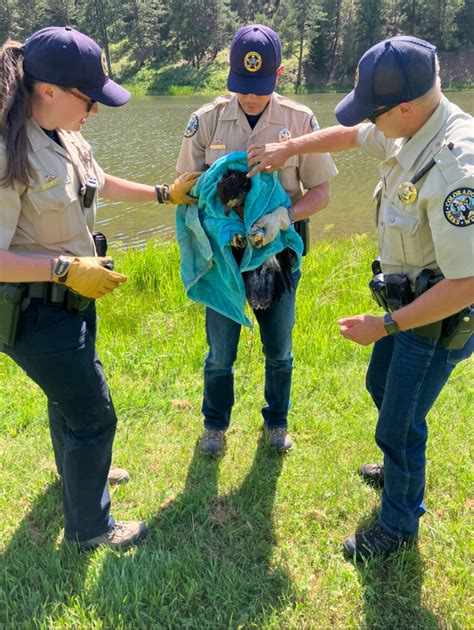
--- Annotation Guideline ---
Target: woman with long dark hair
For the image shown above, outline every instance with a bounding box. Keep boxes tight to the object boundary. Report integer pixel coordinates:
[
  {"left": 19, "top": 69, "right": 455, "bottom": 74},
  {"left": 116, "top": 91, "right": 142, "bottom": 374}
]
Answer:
[{"left": 0, "top": 26, "right": 197, "bottom": 550}]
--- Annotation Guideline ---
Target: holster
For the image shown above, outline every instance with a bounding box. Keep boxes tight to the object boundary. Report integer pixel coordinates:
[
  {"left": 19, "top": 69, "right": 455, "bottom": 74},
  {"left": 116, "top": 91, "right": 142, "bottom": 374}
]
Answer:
[
  {"left": 0, "top": 283, "right": 29, "bottom": 346},
  {"left": 294, "top": 219, "right": 310, "bottom": 256},
  {"left": 368, "top": 263, "right": 472, "bottom": 348}
]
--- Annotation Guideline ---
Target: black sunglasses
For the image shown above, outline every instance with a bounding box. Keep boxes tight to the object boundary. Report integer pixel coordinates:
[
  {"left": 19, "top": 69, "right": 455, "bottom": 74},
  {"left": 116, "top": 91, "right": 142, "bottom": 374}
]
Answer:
[
  {"left": 368, "top": 103, "right": 398, "bottom": 124},
  {"left": 60, "top": 87, "right": 96, "bottom": 113}
]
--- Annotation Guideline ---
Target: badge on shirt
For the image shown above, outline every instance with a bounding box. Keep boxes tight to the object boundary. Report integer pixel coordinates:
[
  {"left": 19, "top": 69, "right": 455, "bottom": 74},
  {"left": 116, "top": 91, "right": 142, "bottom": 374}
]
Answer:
[
  {"left": 443, "top": 188, "right": 474, "bottom": 227},
  {"left": 397, "top": 181, "right": 418, "bottom": 205},
  {"left": 278, "top": 128, "right": 291, "bottom": 143},
  {"left": 184, "top": 114, "right": 199, "bottom": 138},
  {"left": 310, "top": 116, "right": 320, "bottom": 131}
]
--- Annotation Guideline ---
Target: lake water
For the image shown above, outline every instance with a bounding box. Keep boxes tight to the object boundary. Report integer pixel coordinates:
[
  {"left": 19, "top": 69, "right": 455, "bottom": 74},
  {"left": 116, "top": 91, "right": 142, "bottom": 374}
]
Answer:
[{"left": 85, "top": 92, "right": 473, "bottom": 248}]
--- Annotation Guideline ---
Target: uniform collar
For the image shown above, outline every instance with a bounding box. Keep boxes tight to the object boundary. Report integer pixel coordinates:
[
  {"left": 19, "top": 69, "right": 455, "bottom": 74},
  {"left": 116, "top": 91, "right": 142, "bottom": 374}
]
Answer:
[
  {"left": 221, "top": 93, "right": 286, "bottom": 126},
  {"left": 393, "top": 97, "right": 449, "bottom": 172},
  {"left": 26, "top": 117, "right": 68, "bottom": 157}
]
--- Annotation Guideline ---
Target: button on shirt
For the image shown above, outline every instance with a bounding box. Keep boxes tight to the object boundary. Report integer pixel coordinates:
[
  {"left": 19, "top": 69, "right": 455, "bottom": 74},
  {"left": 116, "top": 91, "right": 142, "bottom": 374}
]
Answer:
[
  {"left": 357, "top": 97, "right": 474, "bottom": 285},
  {"left": 0, "top": 118, "right": 105, "bottom": 258},
  {"left": 176, "top": 92, "right": 338, "bottom": 202}
]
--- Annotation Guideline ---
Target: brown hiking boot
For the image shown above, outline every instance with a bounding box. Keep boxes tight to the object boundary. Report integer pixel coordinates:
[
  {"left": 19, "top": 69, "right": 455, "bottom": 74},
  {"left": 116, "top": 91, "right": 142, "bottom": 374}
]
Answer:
[
  {"left": 108, "top": 467, "right": 130, "bottom": 485},
  {"left": 266, "top": 427, "right": 293, "bottom": 452},
  {"left": 358, "top": 463, "right": 385, "bottom": 488},
  {"left": 199, "top": 429, "right": 226, "bottom": 455},
  {"left": 79, "top": 521, "right": 147, "bottom": 551}
]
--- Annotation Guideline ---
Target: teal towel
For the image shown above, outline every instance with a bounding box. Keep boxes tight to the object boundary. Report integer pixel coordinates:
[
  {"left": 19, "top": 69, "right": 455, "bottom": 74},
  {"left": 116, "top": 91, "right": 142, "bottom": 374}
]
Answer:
[{"left": 176, "top": 151, "right": 303, "bottom": 327}]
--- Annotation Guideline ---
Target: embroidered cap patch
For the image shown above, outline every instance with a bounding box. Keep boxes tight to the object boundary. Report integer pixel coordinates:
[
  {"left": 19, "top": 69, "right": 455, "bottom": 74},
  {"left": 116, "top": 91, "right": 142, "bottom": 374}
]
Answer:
[{"left": 443, "top": 188, "right": 474, "bottom": 227}]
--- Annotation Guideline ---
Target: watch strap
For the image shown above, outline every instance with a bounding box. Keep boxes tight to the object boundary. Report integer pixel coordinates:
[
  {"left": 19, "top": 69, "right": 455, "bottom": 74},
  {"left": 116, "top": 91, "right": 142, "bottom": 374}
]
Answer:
[
  {"left": 53, "top": 255, "right": 72, "bottom": 283},
  {"left": 383, "top": 312, "right": 400, "bottom": 335}
]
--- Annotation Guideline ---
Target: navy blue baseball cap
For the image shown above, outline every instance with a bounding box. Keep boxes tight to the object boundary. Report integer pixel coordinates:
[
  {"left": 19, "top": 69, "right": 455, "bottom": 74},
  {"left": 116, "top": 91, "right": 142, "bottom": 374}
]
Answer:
[
  {"left": 228, "top": 24, "right": 282, "bottom": 96},
  {"left": 335, "top": 36, "right": 437, "bottom": 127},
  {"left": 23, "top": 26, "right": 131, "bottom": 107}
]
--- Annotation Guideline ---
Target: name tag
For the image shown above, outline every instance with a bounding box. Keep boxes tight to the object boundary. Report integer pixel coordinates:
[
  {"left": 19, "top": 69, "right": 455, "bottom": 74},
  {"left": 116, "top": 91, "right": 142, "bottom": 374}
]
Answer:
[
  {"left": 210, "top": 144, "right": 226, "bottom": 150},
  {"left": 29, "top": 178, "right": 62, "bottom": 193}
]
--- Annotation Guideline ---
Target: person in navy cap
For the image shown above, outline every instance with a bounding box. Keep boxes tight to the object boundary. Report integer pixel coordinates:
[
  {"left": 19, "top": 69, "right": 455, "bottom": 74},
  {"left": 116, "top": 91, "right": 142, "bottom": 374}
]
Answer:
[
  {"left": 0, "top": 26, "right": 198, "bottom": 550},
  {"left": 177, "top": 25, "right": 337, "bottom": 456},
  {"left": 248, "top": 35, "right": 474, "bottom": 559}
]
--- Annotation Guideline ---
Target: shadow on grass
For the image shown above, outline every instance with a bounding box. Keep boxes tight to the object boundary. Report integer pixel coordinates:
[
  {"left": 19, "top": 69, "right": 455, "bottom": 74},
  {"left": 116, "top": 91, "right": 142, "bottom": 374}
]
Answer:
[
  {"left": 351, "top": 511, "right": 440, "bottom": 629},
  {"left": 90, "top": 432, "right": 291, "bottom": 628},
  {"left": 0, "top": 479, "right": 91, "bottom": 627}
]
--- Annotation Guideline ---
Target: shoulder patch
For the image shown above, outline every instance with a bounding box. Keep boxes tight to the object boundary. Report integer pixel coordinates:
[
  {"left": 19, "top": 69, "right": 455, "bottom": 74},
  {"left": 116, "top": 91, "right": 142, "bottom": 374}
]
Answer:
[
  {"left": 443, "top": 187, "right": 474, "bottom": 227},
  {"left": 184, "top": 114, "right": 199, "bottom": 138},
  {"left": 310, "top": 115, "right": 320, "bottom": 131}
]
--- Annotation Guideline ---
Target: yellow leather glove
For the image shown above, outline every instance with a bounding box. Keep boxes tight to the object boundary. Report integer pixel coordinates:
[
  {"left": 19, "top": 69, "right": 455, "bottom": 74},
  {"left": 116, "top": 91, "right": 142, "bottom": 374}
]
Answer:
[
  {"left": 169, "top": 172, "right": 201, "bottom": 204},
  {"left": 249, "top": 206, "right": 292, "bottom": 247},
  {"left": 52, "top": 255, "right": 127, "bottom": 299}
]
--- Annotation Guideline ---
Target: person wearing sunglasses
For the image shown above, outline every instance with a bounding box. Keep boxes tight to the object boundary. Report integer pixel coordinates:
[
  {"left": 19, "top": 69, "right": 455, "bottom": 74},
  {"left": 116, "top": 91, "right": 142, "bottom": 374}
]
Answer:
[
  {"left": 247, "top": 36, "right": 473, "bottom": 560},
  {"left": 0, "top": 26, "right": 198, "bottom": 550}
]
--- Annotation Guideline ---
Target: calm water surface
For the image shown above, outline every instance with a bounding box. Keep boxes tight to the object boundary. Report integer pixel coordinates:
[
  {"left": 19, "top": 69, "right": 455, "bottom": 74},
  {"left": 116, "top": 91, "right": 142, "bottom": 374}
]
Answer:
[{"left": 86, "top": 92, "right": 473, "bottom": 248}]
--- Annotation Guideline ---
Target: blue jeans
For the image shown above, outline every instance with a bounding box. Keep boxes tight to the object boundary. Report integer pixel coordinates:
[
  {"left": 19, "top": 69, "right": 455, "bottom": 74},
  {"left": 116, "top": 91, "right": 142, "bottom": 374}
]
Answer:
[
  {"left": 366, "top": 330, "right": 473, "bottom": 538},
  {"left": 2, "top": 301, "right": 116, "bottom": 541},
  {"left": 202, "top": 277, "right": 300, "bottom": 430}
]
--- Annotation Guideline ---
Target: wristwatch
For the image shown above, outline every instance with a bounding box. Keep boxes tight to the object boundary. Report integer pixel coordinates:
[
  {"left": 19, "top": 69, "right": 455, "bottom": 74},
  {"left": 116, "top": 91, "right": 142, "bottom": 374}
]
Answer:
[
  {"left": 52, "top": 255, "right": 72, "bottom": 283},
  {"left": 155, "top": 184, "right": 171, "bottom": 204},
  {"left": 383, "top": 312, "right": 401, "bottom": 335}
]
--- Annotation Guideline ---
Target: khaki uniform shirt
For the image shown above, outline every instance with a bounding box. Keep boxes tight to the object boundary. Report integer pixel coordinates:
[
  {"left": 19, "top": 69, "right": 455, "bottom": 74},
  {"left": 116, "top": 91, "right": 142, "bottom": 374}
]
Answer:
[
  {"left": 358, "top": 97, "right": 474, "bottom": 285},
  {"left": 0, "top": 118, "right": 105, "bottom": 258},
  {"left": 176, "top": 92, "right": 337, "bottom": 202}
]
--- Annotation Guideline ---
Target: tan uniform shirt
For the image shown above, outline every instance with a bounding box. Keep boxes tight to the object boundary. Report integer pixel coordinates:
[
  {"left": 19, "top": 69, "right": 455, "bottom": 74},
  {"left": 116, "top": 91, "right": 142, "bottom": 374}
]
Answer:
[
  {"left": 176, "top": 92, "right": 337, "bottom": 202},
  {"left": 0, "top": 118, "right": 105, "bottom": 258},
  {"left": 358, "top": 97, "right": 474, "bottom": 285}
]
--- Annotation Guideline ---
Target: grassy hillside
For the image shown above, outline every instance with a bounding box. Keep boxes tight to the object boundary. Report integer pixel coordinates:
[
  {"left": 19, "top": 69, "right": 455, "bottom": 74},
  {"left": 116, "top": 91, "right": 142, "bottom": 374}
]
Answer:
[{"left": 112, "top": 43, "right": 474, "bottom": 95}]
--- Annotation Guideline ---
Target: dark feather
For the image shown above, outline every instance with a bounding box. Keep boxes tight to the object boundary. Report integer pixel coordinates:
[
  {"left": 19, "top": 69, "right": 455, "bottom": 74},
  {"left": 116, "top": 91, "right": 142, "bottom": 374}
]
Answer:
[{"left": 216, "top": 169, "right": 281, "bottom": 310}]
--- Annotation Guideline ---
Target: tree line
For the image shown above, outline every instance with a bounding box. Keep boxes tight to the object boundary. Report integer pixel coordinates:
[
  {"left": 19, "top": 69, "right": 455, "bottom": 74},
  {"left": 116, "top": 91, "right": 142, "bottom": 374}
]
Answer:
[{"left": 1, "top": 0, "right": 473, "bottom": 85}]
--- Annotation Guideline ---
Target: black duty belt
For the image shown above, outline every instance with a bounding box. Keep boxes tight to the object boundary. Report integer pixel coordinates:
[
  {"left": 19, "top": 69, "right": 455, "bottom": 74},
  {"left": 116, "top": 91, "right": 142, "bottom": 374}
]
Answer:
[{"left": 27, "top": 282, "right": 92, "bottom": 311}]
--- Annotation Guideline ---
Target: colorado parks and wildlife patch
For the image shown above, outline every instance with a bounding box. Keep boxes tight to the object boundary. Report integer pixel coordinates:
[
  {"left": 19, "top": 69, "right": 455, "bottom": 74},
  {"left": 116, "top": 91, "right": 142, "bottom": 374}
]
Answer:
[
  {"left": 443, "top": 188, "right": 474, "bottom": 227},
  {"left": 184, "top": 114, "right": 199, "bottom": 137}
]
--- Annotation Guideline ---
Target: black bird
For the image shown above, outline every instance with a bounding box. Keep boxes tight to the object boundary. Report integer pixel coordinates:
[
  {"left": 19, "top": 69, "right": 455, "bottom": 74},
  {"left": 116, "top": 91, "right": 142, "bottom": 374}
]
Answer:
[{"left": 216, "top": 169, "right": 281, "bottom": 310}]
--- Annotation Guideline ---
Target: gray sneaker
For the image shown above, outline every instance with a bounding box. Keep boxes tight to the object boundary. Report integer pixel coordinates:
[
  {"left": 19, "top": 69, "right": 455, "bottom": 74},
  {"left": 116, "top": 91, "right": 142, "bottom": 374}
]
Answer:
[
  {"left": 199, "top": 429, "right": 226, "bottom": 455},
  {"left": 108, "top": 467, "right": 130, "bottom": 485},
  {"left": 79, "top": 520, "right": 147, "bottom": 551},
  {"left": 266, "top": 427, "right": 293, "bottom": 452}
]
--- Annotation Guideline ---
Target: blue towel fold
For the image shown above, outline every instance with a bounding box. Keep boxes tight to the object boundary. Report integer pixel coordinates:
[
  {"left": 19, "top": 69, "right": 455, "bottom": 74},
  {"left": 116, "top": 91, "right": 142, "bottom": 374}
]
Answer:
[{"left": 176, "top": 151, "right": 303, "bottom": 327}]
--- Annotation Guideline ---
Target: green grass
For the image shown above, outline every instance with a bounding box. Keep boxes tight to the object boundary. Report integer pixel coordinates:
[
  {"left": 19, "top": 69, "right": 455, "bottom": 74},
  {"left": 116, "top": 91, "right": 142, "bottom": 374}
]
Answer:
[{"left": 1, "top": 235, "right": 472, "bottom": 629}]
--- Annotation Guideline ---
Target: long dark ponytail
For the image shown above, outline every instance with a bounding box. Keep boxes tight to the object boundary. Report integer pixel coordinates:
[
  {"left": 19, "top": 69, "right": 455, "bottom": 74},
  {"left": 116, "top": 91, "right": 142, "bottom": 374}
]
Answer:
[{"left": 0, "top": 40, "right": 35, "bottom": 187}]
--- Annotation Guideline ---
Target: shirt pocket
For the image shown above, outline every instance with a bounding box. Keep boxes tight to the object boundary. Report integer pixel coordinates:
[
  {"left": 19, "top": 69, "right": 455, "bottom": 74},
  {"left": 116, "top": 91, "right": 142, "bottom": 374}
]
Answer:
[
  {"left": 204, "top": 146, "right": 229, "bottom": 167},
  {"left": 381, "top": 203, "right": 424, "bottom": 266},
  {"left": 26, "top": 173, "right": 84, "bottom": 244}
]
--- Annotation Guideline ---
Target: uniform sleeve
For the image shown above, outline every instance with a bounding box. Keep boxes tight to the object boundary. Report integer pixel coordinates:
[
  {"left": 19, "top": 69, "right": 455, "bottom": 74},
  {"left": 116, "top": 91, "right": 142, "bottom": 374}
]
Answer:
[
  {"left": 297, "top": 113, "right": 338, "bottom": 189},
  {"left": 176, "top": 112, "right": 209, "bottom": 174},
  {"left": 427, "top": 174, "right": 474, "bottom": 279},
  {"left": 0, "top": 150, "right": 23, "bottom": 249},
  {"left": 357, "top": 123, "right": 388, "bottom": 160}
]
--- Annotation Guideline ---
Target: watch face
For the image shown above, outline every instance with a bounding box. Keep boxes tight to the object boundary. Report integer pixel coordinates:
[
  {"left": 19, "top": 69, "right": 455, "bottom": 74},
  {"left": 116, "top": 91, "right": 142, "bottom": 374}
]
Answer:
[{"left": 383, "top": 313, "right": 399, "bottom": 334}]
